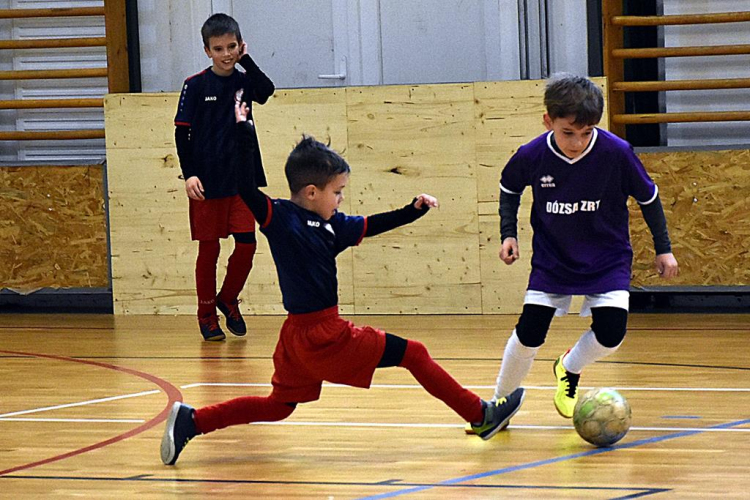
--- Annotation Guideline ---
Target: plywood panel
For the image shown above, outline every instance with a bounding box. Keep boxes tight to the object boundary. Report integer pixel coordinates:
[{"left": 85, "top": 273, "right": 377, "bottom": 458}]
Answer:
[
  {"left": 632, "top": 148, "right": 750, "bottom": 286},
  {"left": 346, "top": 84, "right": 482, "bottom": 313},
  {"left": 104, "top": 90, "right": 348, "bottom": 315},
  {"left": 0, "top": 165, "right": 108, "bottom": 291}
]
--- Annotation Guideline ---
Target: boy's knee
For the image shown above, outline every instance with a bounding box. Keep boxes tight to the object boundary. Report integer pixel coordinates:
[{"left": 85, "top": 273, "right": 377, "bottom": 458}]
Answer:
[
  {"left": 591, "top": 307, "right": 628, "bottom": 348},
  {"left": 515, "top": 304, "right": 556, "bottom": 348},
  {"left": 232, "top": 232, "right": 256, "bottom": 245}
]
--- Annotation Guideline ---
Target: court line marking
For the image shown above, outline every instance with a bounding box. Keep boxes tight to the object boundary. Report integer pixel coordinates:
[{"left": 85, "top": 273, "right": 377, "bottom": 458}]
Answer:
[
  {"left": 248, "top": 421, "right": 750, "bottom": 433},
  {"left": 0, "top": 418, "right": 145, "bottom": 423},
  {"left": 0, "top": 349, "right": 182, "bottom": 477},
  {"left": 183, "top": 382, "right": 750, "bottom": 392},
  {"left": 356, "top": 417, "right": 750, "bottom": 500},
  {"left": 0, "top": 390, "right": 161, "bottom": 419}
]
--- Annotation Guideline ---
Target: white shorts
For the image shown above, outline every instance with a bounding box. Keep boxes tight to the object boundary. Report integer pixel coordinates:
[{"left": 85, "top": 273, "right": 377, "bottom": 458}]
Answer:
[{"left": 524, "top": 290, "right": 629, "bottom": 317}]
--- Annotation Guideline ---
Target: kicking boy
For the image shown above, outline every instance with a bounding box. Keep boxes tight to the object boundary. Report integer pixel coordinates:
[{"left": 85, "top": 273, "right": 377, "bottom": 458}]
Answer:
[
  {"left": 174, "top": 13, "right": 274, "bottom": 341},
  {"left": 489, "top": 74, "right": 678, "bottom": 422},
  {"left": 160, "top": 101, "right": 525, "bottom": 466}
]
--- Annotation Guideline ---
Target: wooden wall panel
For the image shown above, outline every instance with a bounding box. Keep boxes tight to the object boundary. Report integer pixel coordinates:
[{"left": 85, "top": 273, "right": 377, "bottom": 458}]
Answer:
[
  {"left": 632, "top": 148, "right": 750, "bottom": 286},
  {"left": 104, "top": 78, "right": 746, "bottom": 316},
  {"left": 104, "top": 90, "right": 348, "bottom": 315},
  {"left": 0, "top": 165, "right": 108, "bottom": 291},
  {"left": 346, "top": 84, "right": 482, "bottom": 313}
]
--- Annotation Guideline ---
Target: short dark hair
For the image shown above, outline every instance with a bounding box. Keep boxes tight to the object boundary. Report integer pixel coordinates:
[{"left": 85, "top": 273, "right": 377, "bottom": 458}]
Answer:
[
  {"left": 285, "top": 136, "right": 351, "bottom": 194},
  {"left": 201, "top": 13, "right": 242, "bottom": 47},
  {"left": 544, "top": 74, "right": 604, "bottom": 126}
]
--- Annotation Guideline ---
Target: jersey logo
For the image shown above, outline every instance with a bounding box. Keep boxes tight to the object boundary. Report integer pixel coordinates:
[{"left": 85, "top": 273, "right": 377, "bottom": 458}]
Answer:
[
  {"left": 307, "top": 220, "right": 320, "bottom": 228},
  {"left": 540, "top": 175, "right": 556, "bottom": 188},
  {"left": 204, "top": 96, "right": 217, "bottom": 101}
]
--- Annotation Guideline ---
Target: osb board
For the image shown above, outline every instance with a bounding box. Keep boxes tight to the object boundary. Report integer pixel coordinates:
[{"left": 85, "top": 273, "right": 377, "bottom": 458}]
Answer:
[
  {"left": 0, "top": 165, "right": 108, "bottom": 291},
  {"left": 104, "top": 91, "right": 349, "bottom": 315},
  {"left": 345, "top": 84, "right": 482, "bottom": 313},
  {"left": 632, "top": 149, "right": 750, "bottom": 286}
]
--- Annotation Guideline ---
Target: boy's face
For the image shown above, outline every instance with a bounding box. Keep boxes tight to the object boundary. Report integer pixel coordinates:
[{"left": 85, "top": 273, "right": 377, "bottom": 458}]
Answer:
[
  {"left": 308, "top": 173, "right": 349, "bottom": 220},
  {"left": 204, "top": 33, "right": 241, "bottom": 76},
  {"left": 544, "top": 114, "right": 597, "bottom": 159}
]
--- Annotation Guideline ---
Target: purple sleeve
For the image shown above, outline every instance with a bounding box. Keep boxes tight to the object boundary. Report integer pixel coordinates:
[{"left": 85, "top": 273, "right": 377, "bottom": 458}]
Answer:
[
  {"left": 622, "top": 145, "right": 657, "bottom": 204},
  {"left": 499, "top": 148, "right": 529, "bottom": 195}
]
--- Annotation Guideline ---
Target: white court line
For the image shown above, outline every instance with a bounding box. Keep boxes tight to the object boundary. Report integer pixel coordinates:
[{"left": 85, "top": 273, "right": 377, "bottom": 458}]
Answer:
[
  {"left": 182, "top": 382, "right": 750, "bottom": 392},
  {"left": 252, "top": 421, "right": 750, "bottom": 432},
  {"left": 0, "top": 390, "right": 161, "bottom": 419},
  {"left": 0, "top": 418, "right": 145, "bottom": 423}
]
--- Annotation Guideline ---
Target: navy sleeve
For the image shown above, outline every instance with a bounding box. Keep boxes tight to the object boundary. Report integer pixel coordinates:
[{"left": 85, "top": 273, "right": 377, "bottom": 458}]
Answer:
[
  {"left": 236, "top": 121, "right": 270, "bottom": 225},
  {"left": 329, "top": 212, "right": 366, "bottom": 251},
  {"left": 175, "top": 77, "right": 198, "bottom": 126},
  {"left": 364, "top": 199, "right": 429, "bottom": 237},
  {"left": 174, "top": 125, "right": 196, "bottom": 180},
  {"left": 238, "top": 54, "right": 275, "bottom": 105}
]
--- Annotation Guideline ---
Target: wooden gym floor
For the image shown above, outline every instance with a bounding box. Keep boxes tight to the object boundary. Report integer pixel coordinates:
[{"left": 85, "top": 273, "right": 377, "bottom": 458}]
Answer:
[{"left": 0, "top": 313, "right": 748, "bottom": 499}]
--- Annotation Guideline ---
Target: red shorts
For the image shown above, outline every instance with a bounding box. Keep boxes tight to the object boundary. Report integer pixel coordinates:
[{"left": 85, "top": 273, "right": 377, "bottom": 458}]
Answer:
[
  {"left": 189, "top": 194, "right": 256, "bottom": 241},
  {"left": 270, "top": 306, "right": 387, "bottom": 403}
]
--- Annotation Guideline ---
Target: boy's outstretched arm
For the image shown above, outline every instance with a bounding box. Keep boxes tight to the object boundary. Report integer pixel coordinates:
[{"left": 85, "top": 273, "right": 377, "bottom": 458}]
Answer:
[
  {"left": 238, "top": 42, "right": 275, "bottom": 104},
  {"left": 498, "top": 190, "right": 521, "bottom": 264},
  {"left": 364, "top": 194, "right": 438, "bottom": 237},
  {"left": 639, "top": 193, "right": 679, "bottom": 278},
  {"left": 235, "top": 100, "right": 270, "bottom": 225}
]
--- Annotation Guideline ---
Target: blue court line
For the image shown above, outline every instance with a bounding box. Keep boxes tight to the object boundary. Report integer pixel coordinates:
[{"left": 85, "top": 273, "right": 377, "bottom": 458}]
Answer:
[{"left": 357, "top": 417, "right": 750, "bottom": 500}]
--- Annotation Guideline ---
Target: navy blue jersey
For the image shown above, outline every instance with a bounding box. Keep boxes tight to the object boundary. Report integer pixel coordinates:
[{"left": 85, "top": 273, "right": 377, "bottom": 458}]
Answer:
[
  {"left": 500, "top": 127, "right": 657, "bottom": 294},
  {"left": 260, "top": 199, "right": 366, "bottom": 314},
  {"left": 175, "top": 57, "right": 272, "bottom": 198}
]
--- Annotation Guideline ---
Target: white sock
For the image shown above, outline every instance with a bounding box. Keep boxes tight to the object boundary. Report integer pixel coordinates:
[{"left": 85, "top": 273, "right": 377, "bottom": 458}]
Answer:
[
  {"left": 564, "top": 329, "right": 620, "bottom": 374},
  {"left": 492, "top": 330, "right": 540, "bottom": 402}
]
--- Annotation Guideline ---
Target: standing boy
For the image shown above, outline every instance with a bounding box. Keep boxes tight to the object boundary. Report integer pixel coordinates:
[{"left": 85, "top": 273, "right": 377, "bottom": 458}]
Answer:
[
  {"left": 174, "top": 13, "right": 274, "bottom": 341},
  {"left": 487, "top": 74, "right": 679, "bottom": 423},
  {"left": 160, "top": 101, "right": 525, "bottom": 466}
]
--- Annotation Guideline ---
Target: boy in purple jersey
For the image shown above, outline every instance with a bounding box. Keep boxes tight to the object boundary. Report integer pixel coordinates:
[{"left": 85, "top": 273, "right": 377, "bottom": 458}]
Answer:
[
  {"left": 174, "top": 13, "right": 275, "bottom": 341},
  {"left": 487, "top": 74, "right": 678, "bottom": 424},
  {"left": 159, "top": 99, "right": 525, "bottom": 466}
]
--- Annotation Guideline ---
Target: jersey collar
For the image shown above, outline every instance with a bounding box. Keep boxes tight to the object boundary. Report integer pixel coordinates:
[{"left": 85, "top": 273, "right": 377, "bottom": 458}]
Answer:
[{"left": 546, "top": 127, "right": 599, "bottom": 164}]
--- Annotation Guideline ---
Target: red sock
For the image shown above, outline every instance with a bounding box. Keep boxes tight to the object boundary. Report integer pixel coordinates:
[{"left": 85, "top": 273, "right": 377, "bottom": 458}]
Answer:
[
  {"left": 399, "top": 340, "right": 483, "bottom": 423},
  {"left": 193, "top": 396, "right": 295, "bottom": 434},
  {"left": 218, "top": 242, "right": 256, "bottom": 304},
  {"left": 196, "top": 240, "right": 221, "bottom": 317}
]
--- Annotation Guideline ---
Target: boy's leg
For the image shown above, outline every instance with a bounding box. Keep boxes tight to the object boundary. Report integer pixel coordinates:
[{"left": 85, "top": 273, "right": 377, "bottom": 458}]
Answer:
[
  {"left": 554, "top": 306, "right": 627, "bottom": 417},
  {"left": 196, "top": 239, "right": 225, "bottom": 341},
  {"left": 492, "top": 304, "right": 555, "bottom": 402},
  {"left": 380, "top": 334, "right": 525, "bottom": 440},
  {"left": 161, "top": 396, "right": 296, "bottom": 465},
  {"left": 217, "top": 233, "right": 257, "bottom": 336}
]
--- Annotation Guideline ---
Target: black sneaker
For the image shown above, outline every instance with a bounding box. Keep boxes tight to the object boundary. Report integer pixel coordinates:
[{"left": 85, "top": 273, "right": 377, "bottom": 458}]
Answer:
[
  {"left": 198, "top": 314, "right": 226, "bottom": 341},
  {"left": 217, "top": 298, "right": 247, "bottom": 336},
  {"left": 470, "top": 387, "right": 525, "bottom": 440},
  {"left": 161, "top": 402, "right": 198, "bottom": 465}
]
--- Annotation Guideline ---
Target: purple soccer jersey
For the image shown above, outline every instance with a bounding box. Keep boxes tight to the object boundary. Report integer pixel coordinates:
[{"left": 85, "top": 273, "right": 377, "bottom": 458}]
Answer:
[{"left": 500, "top": 128, "right": 657, "bottom": 294}]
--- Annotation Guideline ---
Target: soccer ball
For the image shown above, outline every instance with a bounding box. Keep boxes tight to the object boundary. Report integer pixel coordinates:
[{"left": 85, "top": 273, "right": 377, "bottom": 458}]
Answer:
[{"left": 573, "top": 388, "right": 631, "bottom": 447}]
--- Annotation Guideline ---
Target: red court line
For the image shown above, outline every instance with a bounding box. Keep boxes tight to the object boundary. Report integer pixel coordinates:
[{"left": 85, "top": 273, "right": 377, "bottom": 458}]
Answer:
[{"left": 0, "top": 349, "right": 182, "bottom": 476}]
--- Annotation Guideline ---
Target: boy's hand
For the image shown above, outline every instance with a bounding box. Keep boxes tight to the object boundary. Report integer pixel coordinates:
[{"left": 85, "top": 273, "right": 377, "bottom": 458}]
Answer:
[
  {"left": 185, "top": 176, "right": 205, "bottom": 200},
  {"left": 655, "top": 252, "right": 679, "bottom": 279},
  {"left": 239, "top": 41, "right": 247, "bottom": 59},
  {"left": 499, "top": 237, "right": 519, "bottom": 265},
  {"left": 414, "top": 193, "right": 438, "bottom": 210},
  {"left": 235, "top": 98, "right": 249, "bottom": 123}
]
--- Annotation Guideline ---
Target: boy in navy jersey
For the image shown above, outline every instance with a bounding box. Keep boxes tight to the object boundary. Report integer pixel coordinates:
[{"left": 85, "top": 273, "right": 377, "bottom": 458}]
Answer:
[
  {"left": 174, "top": 13, "right": 274, "bottom": 341},
  {"left": 160, "top": 99, "right": 525, "bottom": 466},
  {"left": 487, "top": 74, "right": 679, "bottom": 424}
]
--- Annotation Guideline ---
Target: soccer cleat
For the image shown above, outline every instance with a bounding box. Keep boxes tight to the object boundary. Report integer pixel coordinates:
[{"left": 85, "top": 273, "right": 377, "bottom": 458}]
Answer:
[
  {"left": 470, "top": 387, "right": 525, "bottom": 440},
  {"left": 198, "top": 314, "right": 226, "bottom": 341},
  {"left": 161, "top": 402, "right": 198, "bottom": 465},
  {"left": 217, "top": 298, "right": 247, "bottom": 336},
  {"left": 553, "top": 350, "right": 581, "bottom": 418}
]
